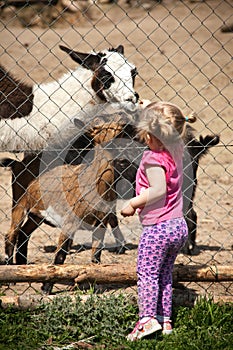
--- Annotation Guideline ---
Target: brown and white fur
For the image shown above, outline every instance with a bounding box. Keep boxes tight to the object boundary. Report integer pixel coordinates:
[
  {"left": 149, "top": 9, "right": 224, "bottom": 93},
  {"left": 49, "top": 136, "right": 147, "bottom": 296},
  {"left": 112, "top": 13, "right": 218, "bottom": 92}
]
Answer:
[
  {"left": 4, "top": 146, "right": 129, "bottom": 294},
  {"left": 3, "top": 116, "right": 140, "bottom": 294}
]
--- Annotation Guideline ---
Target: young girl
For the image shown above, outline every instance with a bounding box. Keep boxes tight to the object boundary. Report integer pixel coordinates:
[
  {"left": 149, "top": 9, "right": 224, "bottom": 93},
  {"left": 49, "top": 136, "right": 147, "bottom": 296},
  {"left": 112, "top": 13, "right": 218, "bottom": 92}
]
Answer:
[{"left": 121, "top": 101, "right": 197, "bottom": 341}]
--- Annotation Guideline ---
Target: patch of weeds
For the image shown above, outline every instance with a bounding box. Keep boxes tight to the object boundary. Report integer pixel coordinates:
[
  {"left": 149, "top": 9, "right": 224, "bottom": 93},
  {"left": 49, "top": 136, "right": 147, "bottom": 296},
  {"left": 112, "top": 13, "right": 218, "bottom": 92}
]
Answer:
[
  {"left": 32, "top": 293, "right": 138, "bottom": 347},
  {"left": 0, "top": 294, "right": 232, "bottom": 350},
  {"left": 0, "top": 305, "right": 42, "bottom": 350},
  {"left": 155, "top": 296, "right": 233, "bottom": 350}
]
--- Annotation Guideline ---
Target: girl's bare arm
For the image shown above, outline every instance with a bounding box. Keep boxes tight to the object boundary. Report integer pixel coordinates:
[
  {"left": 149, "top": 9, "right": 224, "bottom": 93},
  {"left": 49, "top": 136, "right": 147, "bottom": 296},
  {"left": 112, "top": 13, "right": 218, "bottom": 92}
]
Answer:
[{"left": 121, "top": 165, "right": 166, "bottom": 217}]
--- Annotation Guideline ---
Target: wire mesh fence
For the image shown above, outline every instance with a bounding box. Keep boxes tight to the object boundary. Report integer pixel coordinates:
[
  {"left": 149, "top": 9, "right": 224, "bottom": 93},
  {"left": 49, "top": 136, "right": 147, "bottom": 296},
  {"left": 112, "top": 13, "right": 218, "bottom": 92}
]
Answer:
[{"left": 0, "top": 0, "right": 232, "bottom": 303}]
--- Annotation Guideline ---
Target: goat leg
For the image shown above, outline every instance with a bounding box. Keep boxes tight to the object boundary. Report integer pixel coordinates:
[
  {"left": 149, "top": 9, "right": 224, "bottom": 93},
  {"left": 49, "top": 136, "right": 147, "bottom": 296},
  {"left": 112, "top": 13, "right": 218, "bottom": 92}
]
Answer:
[
  {"left": 5, "top": 234, "right": 17, "bottom": 265},
  {"left": 108, "top": 213, "right": 126, "bottom": 254},
  {"left": 16, "top": 213, "right": 43, "bottom": 265},
  {"left": 182, "top": 208, "right": 197, "bottom": 255},
  {"left": 92, "top": 225, "right": 107, "bottom": 263},
  {"left": 41, "top": 232, "right": 73, "bottom": 295},
  {"left": 5, "top": 205, "right": 26, "bottom": 264}
]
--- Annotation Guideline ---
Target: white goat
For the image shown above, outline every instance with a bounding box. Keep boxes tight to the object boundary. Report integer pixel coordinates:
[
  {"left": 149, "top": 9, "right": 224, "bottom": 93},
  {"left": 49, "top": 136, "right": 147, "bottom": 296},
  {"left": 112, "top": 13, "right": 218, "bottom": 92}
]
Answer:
[{"left": 0, "top": 44, "right": 139, "bottom": 151}]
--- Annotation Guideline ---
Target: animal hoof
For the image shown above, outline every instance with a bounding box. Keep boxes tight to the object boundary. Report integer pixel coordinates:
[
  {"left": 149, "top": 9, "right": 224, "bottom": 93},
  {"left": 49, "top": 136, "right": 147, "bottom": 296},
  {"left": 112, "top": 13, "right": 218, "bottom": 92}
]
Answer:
[
  {"left": 181, "top": 242, "right": 195, "bottom": 255},
  {"left": 4, "top": 256, "right": 13, "bottom": 265},
  {"left": 41, "top": 282, "right": 53, "bottom": 295},
  {"left": 91, "top": 256, "right": 101, "bottom": 264}
]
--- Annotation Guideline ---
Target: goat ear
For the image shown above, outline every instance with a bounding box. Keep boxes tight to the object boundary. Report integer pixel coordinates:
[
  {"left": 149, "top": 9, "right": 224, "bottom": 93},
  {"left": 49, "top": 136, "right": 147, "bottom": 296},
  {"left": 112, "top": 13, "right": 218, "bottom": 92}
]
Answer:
[
  {"left": 115, "top": 45, "right": 124, "bottom": 55},
  {"left": 59, "top": 45, "right": 101, "bottom": 70}
]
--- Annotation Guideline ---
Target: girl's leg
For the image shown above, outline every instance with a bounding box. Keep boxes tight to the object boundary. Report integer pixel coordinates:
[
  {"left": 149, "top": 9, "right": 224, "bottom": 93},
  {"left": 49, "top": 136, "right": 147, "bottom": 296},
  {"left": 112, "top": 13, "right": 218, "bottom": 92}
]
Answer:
[
  {"left": 127, "top": 224, "right": 164, "bottom": 341},
  {"left": 157, "top": 217, "right": 188, "bottom": 319},
  {"left": 137, "top": 224, "right": 168, "bottom": 319}
]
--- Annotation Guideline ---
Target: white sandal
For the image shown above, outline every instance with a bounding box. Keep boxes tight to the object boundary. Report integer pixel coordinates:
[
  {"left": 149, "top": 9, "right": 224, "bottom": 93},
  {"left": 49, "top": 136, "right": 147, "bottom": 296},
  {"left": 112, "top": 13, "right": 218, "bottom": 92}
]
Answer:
[
  {"left": 127, "top": 317, "right": 162, "bottom": 341},
  {"left": 162, "top": 320, "right": 173, "bottom": 335}
]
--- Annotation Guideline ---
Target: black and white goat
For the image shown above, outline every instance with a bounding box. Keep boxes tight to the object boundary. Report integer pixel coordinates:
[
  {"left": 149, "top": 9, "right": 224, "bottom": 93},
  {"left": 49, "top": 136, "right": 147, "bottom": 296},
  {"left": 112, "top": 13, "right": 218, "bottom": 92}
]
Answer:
[{"left": 0, "top": 44, "right": 139, "bottom": 151}]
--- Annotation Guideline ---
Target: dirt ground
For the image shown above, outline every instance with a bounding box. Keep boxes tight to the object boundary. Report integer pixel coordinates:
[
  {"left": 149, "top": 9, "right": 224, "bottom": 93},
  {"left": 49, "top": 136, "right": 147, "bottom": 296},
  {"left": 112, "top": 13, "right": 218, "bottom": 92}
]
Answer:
[{"left": 0, "top": 0, "right": 232, "bottom": 302}]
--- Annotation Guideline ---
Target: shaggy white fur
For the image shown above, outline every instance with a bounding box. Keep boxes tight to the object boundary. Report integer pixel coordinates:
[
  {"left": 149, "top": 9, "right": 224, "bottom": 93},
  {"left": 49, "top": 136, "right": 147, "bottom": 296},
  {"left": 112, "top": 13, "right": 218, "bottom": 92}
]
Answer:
[{"left": 0, "top": 47, "right": 138, "bottom": 151}]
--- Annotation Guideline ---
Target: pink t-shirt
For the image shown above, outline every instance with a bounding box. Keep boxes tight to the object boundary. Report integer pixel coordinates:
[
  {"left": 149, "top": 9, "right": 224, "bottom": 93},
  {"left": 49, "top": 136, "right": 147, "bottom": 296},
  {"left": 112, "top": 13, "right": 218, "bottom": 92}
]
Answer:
[{"left": 136, "top": 147, "right": 183, "bottom": 225}]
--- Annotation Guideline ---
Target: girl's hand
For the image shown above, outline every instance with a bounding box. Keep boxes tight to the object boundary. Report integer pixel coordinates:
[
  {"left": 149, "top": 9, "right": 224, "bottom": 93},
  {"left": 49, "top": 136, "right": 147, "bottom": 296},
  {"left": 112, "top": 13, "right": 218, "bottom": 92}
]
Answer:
[{"left": 120, "top": 203, "right": 136, "bottom": 217}]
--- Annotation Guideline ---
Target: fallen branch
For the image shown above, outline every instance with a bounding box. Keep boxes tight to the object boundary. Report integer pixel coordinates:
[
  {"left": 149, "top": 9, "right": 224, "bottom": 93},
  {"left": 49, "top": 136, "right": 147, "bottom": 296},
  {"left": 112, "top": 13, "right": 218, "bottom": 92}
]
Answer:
[
  {"left": 173, "top": 264, "right": 233, "bottom": 282},
  {"left": 1, "top": 286, "right": 232, "bottom": 310},
  {"left": 0, "top": 263, "right": 232, "bottom": 284}
]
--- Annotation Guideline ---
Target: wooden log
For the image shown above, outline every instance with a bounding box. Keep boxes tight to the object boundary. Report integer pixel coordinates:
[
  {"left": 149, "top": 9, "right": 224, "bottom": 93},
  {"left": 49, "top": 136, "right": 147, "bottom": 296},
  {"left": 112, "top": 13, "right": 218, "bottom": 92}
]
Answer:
[
  {"left": 0, "top": 293, "right": 91, "bottom": 309},
  {"left": 0, "top": 264, "right": 137, "bottom": 284},
  {"left": 173, "top": 264, "right": 233, "bottom": 282},
  {"left": 0, "top": 264, "right": 232, "bottom": 284},
  {"left": 0, "top": 289, "right": 232, "bottom": 310}
]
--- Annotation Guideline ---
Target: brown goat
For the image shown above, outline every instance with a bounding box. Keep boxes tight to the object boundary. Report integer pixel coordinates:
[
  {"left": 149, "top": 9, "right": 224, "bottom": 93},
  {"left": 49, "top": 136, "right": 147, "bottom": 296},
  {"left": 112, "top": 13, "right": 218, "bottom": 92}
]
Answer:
[
  {"left": 2, "top": 115, "right": 139, "bottom": 267},
  {"left": 3, "top": 114, "right": 140, "bottom": 292},
  {"left": 5, "top": 145, "right": 125, "bottom": 294}
]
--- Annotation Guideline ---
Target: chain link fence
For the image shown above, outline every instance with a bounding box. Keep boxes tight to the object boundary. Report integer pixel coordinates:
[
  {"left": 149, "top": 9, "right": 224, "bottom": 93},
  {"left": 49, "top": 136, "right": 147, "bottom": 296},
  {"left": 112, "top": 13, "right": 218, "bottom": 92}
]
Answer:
[{"left": 0, "top": 0, "right": 232, "bottom": 303}]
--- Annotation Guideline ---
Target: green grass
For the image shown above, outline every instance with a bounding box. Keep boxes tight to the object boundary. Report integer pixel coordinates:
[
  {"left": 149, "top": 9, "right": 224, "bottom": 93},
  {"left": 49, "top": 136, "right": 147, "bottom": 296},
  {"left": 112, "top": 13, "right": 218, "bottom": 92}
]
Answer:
[{"left": 0, "top": 294, "right": 232, "bottom": 350}]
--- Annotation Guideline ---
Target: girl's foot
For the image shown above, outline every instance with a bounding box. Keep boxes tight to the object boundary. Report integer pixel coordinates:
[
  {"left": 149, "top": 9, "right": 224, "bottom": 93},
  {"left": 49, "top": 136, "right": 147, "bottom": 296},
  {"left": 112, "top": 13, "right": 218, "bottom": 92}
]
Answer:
[
  {"left": 127, "top": 317, "right": 162, "bottom": 341},
  {"left": 162, "top": 320, "right": 173, "bottom": 335}
]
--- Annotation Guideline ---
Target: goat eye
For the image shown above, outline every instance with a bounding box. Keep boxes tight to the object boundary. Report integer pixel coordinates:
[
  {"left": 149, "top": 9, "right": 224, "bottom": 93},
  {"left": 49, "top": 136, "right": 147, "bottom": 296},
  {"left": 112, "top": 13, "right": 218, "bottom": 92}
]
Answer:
[{"left": 101, "top": 73, "right": 115, "bottom": 89}]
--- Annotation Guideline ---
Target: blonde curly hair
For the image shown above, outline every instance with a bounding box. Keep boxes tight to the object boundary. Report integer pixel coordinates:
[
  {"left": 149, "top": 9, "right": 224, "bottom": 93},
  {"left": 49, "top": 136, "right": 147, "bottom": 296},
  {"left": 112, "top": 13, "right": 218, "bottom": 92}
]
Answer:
[{"left": 137, "top": 101, "right": 197, "bottom": 145}]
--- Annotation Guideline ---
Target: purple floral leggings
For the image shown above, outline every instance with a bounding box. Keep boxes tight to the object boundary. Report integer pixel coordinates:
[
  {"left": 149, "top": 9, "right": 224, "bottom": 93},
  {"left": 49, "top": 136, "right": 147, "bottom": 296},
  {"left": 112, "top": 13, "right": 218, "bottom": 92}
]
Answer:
[{"left": 137, "top": 217, "right": 188, "bottom": 319}]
